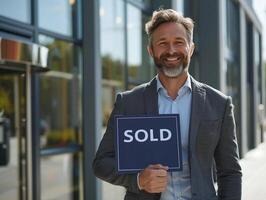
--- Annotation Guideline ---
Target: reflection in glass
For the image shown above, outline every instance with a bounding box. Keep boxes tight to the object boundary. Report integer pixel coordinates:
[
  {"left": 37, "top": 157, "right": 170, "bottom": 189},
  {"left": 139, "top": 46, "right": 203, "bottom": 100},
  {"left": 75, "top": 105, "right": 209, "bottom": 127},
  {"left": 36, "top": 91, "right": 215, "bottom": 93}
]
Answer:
[
  {"left": 175, "top": 0, "right": 184, "bottom": 14},
  {"left": 254, "top": 31, "right": 261, "bottom": 101},
  {"left": 38, "top": 0, "right": 76, "bottom": 36},
  {"left": 225, "top": 0, "right": 240, "bottom": 140},
  {"left": 0, "top": 38, "right": 49, "bottom": 71},
  {"left": 39, "top": 35, "right": 75, "bottom": 73},
  {"left": 41, "top": 153, "right": 81, "bottom": 200},
  {"left": 0, "top": 0, "right": 30, "bottom": 23},
  {"left": 39, "top": 35, "right": 82, "bottom": 149},
  {"left": 143, "top": 0, "right": 152, "bottom": 4},
  {"left": 254, "top": 30, "right": 263, "bottom": 138},
  {"left": 100, "top": 0, "right": 125, "bottom": 127},
  {"left": 127, "top": 4, "right": 152, "bottom": 83},
  {"left": 0, "top": 74, "right": 27, "bottom": 200},
  {"left": 100, "top": 1, "right": 126, "bottom": 199},
  {"left": 246, "top": 19, "right": 254, "bottom": 149}
]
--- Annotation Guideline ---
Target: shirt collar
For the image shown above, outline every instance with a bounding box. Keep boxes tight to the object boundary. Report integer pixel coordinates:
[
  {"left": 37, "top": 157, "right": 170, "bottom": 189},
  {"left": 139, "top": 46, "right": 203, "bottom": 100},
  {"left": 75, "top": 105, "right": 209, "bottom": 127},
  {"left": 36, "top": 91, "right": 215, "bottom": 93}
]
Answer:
[{"left": 156, "top": 74, "right": 192, "bottom": 96}]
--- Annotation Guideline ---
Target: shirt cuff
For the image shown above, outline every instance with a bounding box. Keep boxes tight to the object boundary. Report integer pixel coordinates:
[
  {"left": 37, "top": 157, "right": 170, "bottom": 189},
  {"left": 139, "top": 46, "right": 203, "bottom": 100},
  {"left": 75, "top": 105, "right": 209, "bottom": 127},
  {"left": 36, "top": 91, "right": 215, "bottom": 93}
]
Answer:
[{"left": 137, "top": 173, "right": 142, "bottom": 190}]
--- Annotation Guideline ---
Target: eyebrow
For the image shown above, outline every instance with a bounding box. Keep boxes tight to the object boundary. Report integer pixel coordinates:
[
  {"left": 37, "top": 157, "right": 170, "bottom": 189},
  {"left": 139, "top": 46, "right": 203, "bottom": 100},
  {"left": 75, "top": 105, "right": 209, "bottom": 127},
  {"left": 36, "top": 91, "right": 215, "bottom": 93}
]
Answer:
[{"left": 155, "top": 37, "right": 186, "bottom": 43}]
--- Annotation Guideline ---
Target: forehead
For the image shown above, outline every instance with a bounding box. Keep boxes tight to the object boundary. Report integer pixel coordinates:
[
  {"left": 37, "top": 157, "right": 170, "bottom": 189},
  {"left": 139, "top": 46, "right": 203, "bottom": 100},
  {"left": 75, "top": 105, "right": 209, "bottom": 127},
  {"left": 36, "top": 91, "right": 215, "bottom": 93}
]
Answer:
[{"left": 152, "top": 22, "right": 187, "bottom": 41}]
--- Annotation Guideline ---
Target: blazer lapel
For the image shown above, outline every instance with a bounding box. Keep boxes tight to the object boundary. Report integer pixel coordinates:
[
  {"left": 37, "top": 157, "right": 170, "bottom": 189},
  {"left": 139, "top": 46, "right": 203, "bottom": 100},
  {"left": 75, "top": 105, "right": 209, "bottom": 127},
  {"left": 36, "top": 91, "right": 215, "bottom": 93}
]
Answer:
[
  {"left": 143, "top": 76, "right": 206, "bottom": 147},
  {"left": 144, "top": 77, "right": 159, "bottom": 115},
  {"left": 189, "top": 77, "right": 206, "bottom": 152}
]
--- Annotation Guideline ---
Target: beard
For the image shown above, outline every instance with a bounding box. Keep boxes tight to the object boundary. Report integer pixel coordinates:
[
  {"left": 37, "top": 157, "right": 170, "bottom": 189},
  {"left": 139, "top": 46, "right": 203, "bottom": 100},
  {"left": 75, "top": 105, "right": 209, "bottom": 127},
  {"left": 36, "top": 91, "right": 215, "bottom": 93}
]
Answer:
[{"left": 153, "top": 52, "right": 190, "bottom": 78}]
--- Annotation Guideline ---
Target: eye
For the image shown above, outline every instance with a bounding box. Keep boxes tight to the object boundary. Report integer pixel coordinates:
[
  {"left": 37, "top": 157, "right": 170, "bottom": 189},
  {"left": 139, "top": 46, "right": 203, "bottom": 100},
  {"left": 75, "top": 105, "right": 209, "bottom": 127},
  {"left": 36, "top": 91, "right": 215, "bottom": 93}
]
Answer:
[
  {"left": 175, "top": 40, "right": 184, "bottom": 46},
  {"left": 158, "top": 41, "right": 167, "bottom": 47}
]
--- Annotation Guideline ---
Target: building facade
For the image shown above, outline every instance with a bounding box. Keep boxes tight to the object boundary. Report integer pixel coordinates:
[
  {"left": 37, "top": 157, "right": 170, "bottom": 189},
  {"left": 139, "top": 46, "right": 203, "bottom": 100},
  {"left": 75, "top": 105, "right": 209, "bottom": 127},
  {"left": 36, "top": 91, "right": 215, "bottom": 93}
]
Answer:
[{"left": 0, "top": 0, "right": 264, "bottom": 200}]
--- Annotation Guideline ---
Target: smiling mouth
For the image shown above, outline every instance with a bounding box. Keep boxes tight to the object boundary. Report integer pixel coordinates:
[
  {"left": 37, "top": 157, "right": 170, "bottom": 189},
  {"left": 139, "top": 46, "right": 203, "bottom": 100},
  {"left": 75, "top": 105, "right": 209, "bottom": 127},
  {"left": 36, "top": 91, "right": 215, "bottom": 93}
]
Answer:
[{"left": 165, "top": 56, "right": 182, "bottom": 62}]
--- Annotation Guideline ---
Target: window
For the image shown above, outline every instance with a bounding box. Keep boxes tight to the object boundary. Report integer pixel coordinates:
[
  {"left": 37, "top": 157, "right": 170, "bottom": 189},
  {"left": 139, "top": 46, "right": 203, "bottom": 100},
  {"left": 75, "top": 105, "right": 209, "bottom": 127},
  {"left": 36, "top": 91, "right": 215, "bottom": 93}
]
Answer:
[
  {"left": 41, "top": 153, "right": 81, "bottom": 200},
  {"left": 225, "top": 0, "right": 241, "bottom": 140},
  {"left": 100, "top": 0, "right": 125, "bottom": 127},
  {"left": 38, "top": 0, "right": 80, "bottom": 37},
  {"left": 175, "top": 0, "right": 184, "bottom": 14},
  {"left": 127, "top": 4, "right": 152, "bottom": 85},
  {"left": 0, "top": 0, "right": 31, "bottom": 23},
  {"left": 39, "top": 35, "right": 82, "bottom": 149}
]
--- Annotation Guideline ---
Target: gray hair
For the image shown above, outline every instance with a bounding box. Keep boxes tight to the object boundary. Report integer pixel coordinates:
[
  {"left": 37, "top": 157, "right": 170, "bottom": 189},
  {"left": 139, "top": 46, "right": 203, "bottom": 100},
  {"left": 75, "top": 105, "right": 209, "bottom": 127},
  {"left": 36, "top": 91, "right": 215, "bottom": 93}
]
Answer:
[{"left": 145, "top": 9, "right": 194, "bottom": 45}]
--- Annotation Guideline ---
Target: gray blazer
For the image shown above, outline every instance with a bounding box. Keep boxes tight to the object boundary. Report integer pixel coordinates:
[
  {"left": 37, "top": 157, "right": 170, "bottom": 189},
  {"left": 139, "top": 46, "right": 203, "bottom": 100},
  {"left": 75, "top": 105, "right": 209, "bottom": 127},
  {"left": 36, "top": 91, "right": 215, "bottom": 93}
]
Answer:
[{"left": 93, "top": 76, "right": 242, "bottom": 200}]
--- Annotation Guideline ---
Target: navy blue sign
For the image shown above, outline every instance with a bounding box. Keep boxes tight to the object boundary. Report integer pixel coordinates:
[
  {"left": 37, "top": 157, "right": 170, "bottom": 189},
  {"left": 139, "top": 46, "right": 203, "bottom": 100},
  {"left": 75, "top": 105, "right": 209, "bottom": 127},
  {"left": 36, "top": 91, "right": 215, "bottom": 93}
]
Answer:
[{"left": 115, "top": 114, "right": 182, "bottom": 173}]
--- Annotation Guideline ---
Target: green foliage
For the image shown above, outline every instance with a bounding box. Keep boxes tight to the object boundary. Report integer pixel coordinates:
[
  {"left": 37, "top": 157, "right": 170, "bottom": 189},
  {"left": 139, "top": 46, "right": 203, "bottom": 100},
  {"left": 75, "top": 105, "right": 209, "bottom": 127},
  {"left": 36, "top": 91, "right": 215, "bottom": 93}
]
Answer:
[
  {"left": 45, "top": 128, "right": 77, "bottom": 147},
  {"left": 0, "top": 87, "right": 12, "bottom": 113},
  {"left": 102, "top": 54, "right": 123, "bottom": 80}
]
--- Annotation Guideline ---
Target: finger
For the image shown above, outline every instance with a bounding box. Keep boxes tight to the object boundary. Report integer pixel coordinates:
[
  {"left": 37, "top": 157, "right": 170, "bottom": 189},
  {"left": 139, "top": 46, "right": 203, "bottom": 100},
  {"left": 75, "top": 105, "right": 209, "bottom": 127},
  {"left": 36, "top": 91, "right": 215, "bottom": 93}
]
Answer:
[
  {"left": 147, "top": 175, "right": 168, "bottom": 186},
  {"left": 149, "top": 164, "right": 169, "bottom": 171},
  {"left": 145, "top": 181, "right": 168, "bottom": 193},
  {"left": 152, "top": 169, "right": 168, "bottom": 177}
]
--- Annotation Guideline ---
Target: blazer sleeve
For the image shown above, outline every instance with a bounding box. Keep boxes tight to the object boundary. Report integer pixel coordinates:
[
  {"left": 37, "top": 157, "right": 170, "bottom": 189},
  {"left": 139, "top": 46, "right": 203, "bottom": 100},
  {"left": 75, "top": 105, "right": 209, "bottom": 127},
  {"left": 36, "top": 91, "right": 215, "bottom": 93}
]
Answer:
[
  {"left": 214, "top": 97, "right": 242, "bottom": 200},
  {"left": 92, "top": 93, "right": 140, "bottom": 194}
]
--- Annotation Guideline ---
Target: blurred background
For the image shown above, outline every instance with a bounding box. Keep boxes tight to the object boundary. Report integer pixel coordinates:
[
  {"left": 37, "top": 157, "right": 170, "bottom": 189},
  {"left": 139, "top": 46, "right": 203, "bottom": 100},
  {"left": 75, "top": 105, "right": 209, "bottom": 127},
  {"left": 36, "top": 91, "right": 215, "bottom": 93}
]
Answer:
[{"left": 0, "top": 0, "right": 265, "bottom": 200}]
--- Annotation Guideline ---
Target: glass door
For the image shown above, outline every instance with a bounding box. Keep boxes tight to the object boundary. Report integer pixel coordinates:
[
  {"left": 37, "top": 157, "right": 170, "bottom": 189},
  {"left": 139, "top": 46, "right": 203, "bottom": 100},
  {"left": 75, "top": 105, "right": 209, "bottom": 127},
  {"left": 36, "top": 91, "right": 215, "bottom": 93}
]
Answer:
[{"left": 0, "top": 71, "right": 27, "bottom": 200}]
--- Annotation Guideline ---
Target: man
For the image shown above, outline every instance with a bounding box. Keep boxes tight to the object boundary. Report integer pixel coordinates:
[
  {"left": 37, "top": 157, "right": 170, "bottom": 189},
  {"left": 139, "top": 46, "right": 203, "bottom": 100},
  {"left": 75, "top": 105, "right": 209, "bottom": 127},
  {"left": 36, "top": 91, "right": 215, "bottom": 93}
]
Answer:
[{"left": 93, "top": 9, "right": 242, "bottom": 200}]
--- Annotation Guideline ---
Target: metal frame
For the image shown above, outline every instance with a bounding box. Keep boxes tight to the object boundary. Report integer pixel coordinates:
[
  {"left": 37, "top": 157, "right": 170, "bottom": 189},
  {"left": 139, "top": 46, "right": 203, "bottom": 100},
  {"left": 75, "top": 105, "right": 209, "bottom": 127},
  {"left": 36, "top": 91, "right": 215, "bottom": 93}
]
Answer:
[
  {"left": 31, "top": 1, "right": 40, "bottom": 199},
  {"left": 26, "top": 65, "right": 33, "bottom": 200},
  {"left": 82, "top": 0, "right": 102, "bottom": 199},
  {"left": 239, "top": 6, "right": 249, "bottom": 156},
  {"left": 237, "top": 0, "right": 262, "bottom": 32},
  {"left": 0, "top": 1, "right": 84, "bottom": 200},
  {"left": 0, "top": 16, "right": 34, "bottom": 38},
  {"left": 41, "top": 145, "right": 82, "bottom": 156}
]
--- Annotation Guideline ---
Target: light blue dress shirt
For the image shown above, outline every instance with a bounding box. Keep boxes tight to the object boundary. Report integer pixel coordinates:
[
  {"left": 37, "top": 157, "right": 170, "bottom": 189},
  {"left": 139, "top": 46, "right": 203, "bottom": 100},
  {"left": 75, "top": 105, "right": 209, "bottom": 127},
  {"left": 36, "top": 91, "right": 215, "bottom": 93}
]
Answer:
[{"left": 157, "top": 75, "right": 192, "bottom": 200}]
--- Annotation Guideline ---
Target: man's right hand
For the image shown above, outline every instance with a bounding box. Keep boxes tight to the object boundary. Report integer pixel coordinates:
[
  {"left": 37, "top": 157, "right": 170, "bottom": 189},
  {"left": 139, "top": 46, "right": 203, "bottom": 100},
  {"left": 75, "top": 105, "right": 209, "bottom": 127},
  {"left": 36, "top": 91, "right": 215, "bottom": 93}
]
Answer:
[{"left": 138, "top": 164, "right": 168, "bottom": 193}]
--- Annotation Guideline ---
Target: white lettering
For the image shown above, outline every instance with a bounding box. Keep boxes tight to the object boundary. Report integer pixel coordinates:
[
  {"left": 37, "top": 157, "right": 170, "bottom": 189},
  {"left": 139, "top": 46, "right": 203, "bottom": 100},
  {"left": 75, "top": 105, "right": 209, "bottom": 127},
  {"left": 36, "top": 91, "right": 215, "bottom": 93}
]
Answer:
[
  {"left": 150, "top": 129, "right": 159, "bottom": 141},
  {"left": 135, "top": 129, "right": 148, "bottom": 142},
  {"left": 123, "top": 129, "right": 172, "bottom": 143},
  {"left": 160, "top": 129, "right": 172, "bottom": 141},
  {"left": 124, "top": 130, "right": 133, "bottom": 143}
]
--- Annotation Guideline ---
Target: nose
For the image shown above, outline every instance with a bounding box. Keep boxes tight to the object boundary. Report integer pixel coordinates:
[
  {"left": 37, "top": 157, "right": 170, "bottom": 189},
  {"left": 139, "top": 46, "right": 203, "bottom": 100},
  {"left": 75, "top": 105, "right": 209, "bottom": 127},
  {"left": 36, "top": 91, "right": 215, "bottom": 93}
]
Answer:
[{"left": 167, "top": 43, "right": 176, "bottom": 55}]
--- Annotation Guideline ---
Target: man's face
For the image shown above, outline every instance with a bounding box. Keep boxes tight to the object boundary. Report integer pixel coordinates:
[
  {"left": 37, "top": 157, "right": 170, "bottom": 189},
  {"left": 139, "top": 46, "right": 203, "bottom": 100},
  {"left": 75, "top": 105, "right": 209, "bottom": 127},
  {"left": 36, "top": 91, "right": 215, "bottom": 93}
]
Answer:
[{"left": 148, "top": 22, "right": 194, "bottom": 78}]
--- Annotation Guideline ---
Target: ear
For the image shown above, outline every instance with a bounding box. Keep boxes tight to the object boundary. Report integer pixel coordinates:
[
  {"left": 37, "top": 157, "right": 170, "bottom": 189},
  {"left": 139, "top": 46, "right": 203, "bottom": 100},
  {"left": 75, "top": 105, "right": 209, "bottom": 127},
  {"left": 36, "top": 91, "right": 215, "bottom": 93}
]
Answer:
[
  {"left": 147, "top": 45, "right": 154, "bottom": 57},
  {"left": 189, "top": 42, "right": 195, "bottom": 57}
]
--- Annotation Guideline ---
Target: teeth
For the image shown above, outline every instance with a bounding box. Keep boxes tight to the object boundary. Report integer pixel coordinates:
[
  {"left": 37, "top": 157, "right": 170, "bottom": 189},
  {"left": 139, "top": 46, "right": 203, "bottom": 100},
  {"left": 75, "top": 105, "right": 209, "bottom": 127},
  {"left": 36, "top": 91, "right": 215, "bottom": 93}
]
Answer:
[{"left": 166, "top": 57, "right": 178, "bottom": 61}]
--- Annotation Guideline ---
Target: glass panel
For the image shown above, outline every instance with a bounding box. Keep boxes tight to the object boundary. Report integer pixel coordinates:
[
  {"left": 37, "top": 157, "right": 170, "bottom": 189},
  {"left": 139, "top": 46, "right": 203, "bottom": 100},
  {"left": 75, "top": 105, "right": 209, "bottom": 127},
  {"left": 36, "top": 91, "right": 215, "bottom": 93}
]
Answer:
[
  {"left": 100, "top": 0, "right": 125, "bottom": 127},
  {"left": 175, "top": 0, "right": 184, "bottom": 14},
  {"left": 254, "top": 31, "right": 261, "bottom": 102},
  {"left": 0, "top": 73, "right": 27, "bottom": 200},
  {"left": 225, "top": 0, "right": 241, "bottom": 143},
  {"left": 39, "top": 35, "right": 82, "bottom": 149},
  {"left": 226, "top": 0, "right": 239, "bottom": 51},
  {"left": 254, "top": 30, "right": 263, "bottom": 139},
  {"left": 0, "top": 0, "right": 31, "bottom": 23},
  {"left": 38, "top": 0, "right": 77, "bottom": 36},
  {"left": 41, "top": 153, "right": 81, "bottom": 200},
  {"left": 100, "top": 1, "right": 126, "bottom": 199},
  {"left": 246, "top": 19, "right": 255, "bottom": 149},
  {"left": 135, "top": 0, "right": 151, "bottom": 4},
  {"left": 143, "top": 0, "right": 152, "bottom": 4},
  {"left": 127, "top": 4, "right": 152, "bottom": 83}
]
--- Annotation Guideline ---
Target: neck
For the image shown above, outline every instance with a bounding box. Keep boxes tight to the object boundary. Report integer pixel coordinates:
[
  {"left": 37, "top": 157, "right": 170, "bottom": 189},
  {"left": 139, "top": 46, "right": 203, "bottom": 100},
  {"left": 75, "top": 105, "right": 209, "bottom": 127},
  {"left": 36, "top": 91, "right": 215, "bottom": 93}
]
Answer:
[{"left": 158, "top": 72, "right": 188, "bottom": 100}]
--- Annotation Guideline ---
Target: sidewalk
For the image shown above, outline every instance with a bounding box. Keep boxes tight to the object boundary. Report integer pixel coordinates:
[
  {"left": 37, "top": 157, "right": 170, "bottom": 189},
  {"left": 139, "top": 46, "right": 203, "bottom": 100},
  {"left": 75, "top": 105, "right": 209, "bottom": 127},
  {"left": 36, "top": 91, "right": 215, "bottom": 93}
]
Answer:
[{"left": 240, "top": 140, "right": 266, "bottom": 200}]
